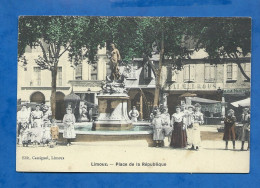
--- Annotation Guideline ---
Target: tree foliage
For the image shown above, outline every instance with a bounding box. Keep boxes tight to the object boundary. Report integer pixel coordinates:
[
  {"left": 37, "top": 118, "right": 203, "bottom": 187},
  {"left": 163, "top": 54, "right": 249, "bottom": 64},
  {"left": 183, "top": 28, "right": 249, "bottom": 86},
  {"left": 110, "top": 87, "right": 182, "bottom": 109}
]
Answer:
[
  {"left": 18, "top": 16, "right": 108, "bottom": 118},
  {"left": 18, "top": 16, "right": 251, "bottom": 115},
  {"left": 190, "top": 17, "right": 251, "bottom": 81}
]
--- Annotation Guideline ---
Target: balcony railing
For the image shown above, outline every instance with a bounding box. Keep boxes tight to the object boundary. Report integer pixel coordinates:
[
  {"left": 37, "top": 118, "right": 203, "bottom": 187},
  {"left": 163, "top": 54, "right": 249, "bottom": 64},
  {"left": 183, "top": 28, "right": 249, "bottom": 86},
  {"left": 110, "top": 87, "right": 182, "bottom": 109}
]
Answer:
[{"left": 68, "top": 80, "right": 103, "bottom": 87}]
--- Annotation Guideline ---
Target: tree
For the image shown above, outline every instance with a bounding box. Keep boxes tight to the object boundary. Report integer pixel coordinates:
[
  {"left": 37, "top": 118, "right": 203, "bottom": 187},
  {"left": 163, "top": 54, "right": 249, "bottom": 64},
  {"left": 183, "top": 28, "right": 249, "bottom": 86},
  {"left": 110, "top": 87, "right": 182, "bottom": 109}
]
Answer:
[
  {"left": 104, "top": 17, "right": 192, "bottom": 107},
  {"left": 18, "top": 16, "right": 107, "bottom": 119},
  {"left": 190, "top": 17, "right": 251, "bottom": 81},
  {"left": 105, "top": 17, "right": 251, "bottom": 106}
]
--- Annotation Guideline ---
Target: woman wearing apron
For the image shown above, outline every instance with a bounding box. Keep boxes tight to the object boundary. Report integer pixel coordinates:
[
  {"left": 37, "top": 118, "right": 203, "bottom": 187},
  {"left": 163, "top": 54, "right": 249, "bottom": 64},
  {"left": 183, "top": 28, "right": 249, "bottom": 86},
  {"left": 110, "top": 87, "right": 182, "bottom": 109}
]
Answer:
[{"left": 63, "top": 107, "right": 76, "bottom": 146}]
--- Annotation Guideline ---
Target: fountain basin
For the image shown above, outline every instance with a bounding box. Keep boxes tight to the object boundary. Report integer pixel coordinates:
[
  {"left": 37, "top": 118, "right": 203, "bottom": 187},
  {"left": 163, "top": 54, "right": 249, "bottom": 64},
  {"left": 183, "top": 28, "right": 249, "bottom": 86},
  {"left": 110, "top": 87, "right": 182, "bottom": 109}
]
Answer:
[{"left": 57, "top": 122, "right": 154, "bottom": 146}]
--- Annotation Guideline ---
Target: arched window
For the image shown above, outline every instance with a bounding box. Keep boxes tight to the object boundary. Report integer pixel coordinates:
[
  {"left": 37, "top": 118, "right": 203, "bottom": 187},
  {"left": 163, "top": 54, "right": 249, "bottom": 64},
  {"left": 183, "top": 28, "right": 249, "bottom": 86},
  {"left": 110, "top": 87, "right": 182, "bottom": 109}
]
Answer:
[{"left": 30, "top": 91, "right": 45, "bottom": 104}]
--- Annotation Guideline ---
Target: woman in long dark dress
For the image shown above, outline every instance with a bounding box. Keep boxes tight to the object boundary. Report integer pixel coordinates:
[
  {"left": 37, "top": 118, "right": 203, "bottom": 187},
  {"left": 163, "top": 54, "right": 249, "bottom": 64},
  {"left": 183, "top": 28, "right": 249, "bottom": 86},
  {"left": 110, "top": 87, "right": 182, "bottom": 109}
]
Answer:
[
  {"left": 241, "top": 108, "right": 250, "bottom": 151},
  {"left": 223, "top": 109, "right": 236, "bottom": 150},
  {"left": 170, "top": 106, "right": 187, "bottom": 148}
]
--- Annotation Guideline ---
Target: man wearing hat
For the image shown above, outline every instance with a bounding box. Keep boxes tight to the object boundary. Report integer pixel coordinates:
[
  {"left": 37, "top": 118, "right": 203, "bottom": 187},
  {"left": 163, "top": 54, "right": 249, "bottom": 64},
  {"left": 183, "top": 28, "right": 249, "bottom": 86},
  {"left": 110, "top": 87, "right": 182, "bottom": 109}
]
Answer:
[
  {"left": 241, "top": 107, "right": 250, "bottom": 151},
  {"left": 223, "top": 109, "right": 236, "bottom": 150}
]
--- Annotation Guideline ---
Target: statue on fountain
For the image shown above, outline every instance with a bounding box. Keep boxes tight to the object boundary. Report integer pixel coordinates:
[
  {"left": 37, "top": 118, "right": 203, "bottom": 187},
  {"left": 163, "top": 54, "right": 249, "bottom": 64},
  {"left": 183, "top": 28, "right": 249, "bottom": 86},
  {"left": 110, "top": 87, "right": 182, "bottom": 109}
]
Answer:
[
  {"left": 101, "top": 43, "right": 128, "bottom": 95},
  {"left": 107, "top": 43, "right": 121, "bottom": 82},
  {"left": 94, "top": 43, "right": 132, "bottom": 130}
]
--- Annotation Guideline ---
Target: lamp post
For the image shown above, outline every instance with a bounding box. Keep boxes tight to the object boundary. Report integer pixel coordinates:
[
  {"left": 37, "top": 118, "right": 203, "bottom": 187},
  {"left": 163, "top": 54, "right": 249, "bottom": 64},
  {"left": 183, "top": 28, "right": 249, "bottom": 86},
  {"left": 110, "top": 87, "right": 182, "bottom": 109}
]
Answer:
[{"left": 217, "top": 87, "right": 227, "bottom": 117}]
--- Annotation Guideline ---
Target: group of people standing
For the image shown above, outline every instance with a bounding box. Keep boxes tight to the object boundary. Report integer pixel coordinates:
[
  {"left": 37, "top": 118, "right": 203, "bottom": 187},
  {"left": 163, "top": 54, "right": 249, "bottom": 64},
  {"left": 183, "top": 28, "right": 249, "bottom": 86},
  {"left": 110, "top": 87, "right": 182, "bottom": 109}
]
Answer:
[
  {"left": 151, "top": 103, "right": 204, "bottom": 150},
  {"left": 17, "top": 104, "right": 77, "bottom": 147},
  {"left": 223, "top": 107, "right": 250, "bottom": 150},
  {"left": 17, "top": 104, "right": 59, "bottom": 147}
]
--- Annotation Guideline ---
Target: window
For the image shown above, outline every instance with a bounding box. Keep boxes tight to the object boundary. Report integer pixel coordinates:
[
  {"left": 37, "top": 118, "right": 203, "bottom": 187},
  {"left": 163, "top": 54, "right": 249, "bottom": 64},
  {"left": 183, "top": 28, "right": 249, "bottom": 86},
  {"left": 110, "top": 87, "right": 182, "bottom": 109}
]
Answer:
[
  {"left": 75, "top": 64, "right": 82, "bottom": 80},
  {"left": 57, "top": 67, "right": 62, "bottom": 86},
  {"left": 183, "top": 64, "right": 195, "bottom": 83},
  {"left": 204, "top": 64, "right": 216, "bottom": 83},
  {"left": 33, "top": 67, "right": 41, "bottom": 86},
  {"left": 167, "top": 67, "right": 177, "bottom": 82},
  {"left": 144, "top": 62, "right": 152, "bottom": 80},
  {"left": 226, "top": 63, "right": 237, "bottom": 81},
  {"left": 91, "top": 63, "right": 98, "bottom": 80}
]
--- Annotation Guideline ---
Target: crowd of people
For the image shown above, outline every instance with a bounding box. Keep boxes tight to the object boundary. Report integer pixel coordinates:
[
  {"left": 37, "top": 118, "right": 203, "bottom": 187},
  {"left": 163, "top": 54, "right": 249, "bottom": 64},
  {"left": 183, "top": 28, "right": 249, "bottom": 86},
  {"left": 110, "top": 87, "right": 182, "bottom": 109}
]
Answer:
[
  {"left": 17, "top": 104, "right": 59, "bottom": 147},
  {"left": 150, "top": 103, "right": 251, "bottom": 151},
  {"left": 17, "top": 102, "right": 250, "bottom": 150},
  {"left": 150, "top": 103, "right": 204, "bottom": 150}
]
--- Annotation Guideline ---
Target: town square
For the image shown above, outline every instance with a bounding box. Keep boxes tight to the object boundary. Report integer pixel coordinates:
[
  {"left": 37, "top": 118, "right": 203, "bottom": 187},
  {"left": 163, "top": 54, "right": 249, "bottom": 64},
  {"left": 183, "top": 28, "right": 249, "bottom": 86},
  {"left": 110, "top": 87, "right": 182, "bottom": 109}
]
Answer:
[{"left": 16, "top": 16, "right": 251, "bottom": 172}]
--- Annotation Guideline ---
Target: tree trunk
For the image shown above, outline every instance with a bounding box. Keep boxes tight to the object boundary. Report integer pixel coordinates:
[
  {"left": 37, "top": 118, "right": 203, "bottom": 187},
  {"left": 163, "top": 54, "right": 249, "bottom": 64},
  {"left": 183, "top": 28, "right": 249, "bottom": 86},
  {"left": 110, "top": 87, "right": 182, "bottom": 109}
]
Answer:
[
  {"left": 51, "top": 66, "right": 58, "bottom": 119},
  {"left": 233, "top": 53, "right": 250, "bottom": 82},
  {"left": 153, "top": 31, "right": 164, "bottom": 107},
  {"left": 236, "top": 62, "right": 250, "bottom": 82}
]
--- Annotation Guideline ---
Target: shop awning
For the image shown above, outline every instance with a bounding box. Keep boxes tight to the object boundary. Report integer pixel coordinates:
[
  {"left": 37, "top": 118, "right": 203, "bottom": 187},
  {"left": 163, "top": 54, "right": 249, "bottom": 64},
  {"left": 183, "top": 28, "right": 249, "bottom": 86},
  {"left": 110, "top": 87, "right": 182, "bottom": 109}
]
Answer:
[
  {"left": 179, "top": 92, "right": 197, "bottom": 98},
  {"left": 231, "top": 97, "right": 250, "bottom": 107},
  {"left": 190, "top": 97, "right": 220, "bottom": 104}
]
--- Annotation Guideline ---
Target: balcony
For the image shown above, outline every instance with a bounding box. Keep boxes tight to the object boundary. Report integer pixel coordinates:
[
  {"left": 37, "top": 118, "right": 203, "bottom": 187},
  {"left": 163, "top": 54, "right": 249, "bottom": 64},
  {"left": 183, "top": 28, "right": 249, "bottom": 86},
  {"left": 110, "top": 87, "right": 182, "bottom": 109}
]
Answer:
[{"left": 68, "top": 80, "right": 103, "bottom": 87}]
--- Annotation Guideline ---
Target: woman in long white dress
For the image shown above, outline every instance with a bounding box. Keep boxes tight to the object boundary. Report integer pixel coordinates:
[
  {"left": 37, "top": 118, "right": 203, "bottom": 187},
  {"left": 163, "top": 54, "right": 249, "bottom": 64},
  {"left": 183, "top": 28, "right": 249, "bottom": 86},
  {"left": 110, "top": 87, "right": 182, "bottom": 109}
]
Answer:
[
  {"left": 30, "top": 105, "right": 44, "bottom": 146},
  {"left": 190, "top": 103, "right": 204, "bottom": 150},
  {"left": 63, "top": 107, "right": 76, "bottom": 146},
  {"left": 161, "top": 107, "right": 172, "bottom": 145},
  {"left": 183, "top": 105, "right": 194, "bottom": 146}
]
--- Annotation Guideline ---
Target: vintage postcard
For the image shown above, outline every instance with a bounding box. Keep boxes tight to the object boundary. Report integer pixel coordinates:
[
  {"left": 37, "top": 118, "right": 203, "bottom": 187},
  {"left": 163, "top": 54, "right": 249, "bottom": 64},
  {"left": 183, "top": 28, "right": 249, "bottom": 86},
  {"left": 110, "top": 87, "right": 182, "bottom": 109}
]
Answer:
[{"left": 16, "top": 16, "right": 251, "bottom": 172}]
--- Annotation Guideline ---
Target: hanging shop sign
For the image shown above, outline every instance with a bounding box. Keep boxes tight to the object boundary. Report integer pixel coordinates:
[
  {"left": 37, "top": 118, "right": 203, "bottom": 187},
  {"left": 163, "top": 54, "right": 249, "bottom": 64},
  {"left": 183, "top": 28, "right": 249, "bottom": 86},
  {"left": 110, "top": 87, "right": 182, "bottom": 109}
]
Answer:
[{"left": 223, "top": 88, "right": 250, "bottom": 95}]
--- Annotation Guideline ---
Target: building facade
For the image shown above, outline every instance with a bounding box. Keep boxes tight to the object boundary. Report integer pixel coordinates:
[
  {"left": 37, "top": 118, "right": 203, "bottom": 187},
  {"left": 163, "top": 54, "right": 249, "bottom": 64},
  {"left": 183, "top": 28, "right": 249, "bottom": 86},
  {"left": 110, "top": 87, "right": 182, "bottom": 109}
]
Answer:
[
  {"left": 17, "top": 45, "right": 108, "bottom": 120},
  {"left": 18, "top": 45, "right": 250, "bottom": 121},
  {"left": 160, "top": 49, "right": 251, "bottom": 118}
]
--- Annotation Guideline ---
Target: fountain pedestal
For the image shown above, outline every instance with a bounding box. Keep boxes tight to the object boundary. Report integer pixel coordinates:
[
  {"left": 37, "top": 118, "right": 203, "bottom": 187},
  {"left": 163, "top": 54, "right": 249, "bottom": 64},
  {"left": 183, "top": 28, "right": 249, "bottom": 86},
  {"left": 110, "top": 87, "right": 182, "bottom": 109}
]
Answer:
[{"left": 92, "top": 82, "right": 133, "bottom": 130}]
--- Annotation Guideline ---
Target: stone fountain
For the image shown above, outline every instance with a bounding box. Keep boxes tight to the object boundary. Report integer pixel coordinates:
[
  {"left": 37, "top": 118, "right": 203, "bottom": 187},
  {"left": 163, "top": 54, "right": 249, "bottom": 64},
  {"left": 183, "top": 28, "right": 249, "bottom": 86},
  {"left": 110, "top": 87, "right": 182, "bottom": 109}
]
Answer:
[
  {"left": 92, "top": 44, "right": 133, "bottom": 130},
  {"left": 92, "top": 80, "right": 133, "bottom": 130}
]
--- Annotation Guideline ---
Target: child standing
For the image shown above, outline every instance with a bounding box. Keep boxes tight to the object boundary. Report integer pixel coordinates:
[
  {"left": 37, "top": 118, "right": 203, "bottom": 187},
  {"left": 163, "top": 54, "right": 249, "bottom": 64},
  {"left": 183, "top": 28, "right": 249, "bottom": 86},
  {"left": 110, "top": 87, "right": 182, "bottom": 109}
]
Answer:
[
  {"left": 50, "top": 120, "right": 59, "bottom": 147},
  {"left": 152, "top": 111, "right": 165, "bottom": 147}
]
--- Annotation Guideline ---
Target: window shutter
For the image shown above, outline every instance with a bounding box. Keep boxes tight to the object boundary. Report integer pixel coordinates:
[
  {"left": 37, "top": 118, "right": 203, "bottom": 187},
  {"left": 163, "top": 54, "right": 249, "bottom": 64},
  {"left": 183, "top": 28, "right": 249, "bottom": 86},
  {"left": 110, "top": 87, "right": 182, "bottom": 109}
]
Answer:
[
  {"left": 210, "top": 65, "right": 215, "bottom": 82},
  {"left": 172, "top": 70, "right": 177, "bottom": 82},
  {"left": 190, "top": 65, "right": 195, "bottom": 82},
  {"left": 232, "top": 63, "right": 238, "bottom": 80},
  {"left": 33, "top": 67, "right": 41, "bottom": 86},
  {"left": 167, "top": 67, "right": 172, "bottom": 82},
  {"left": 75, "top": 64, "right": 82, "bottom": 79},
  {"left": 244, "top": 63, "right": 251, "bottom": 80},
  {"left": 148, "top": 66, "right": 152, "bottom": 78},
  {"left": 57, "top": 67, "right": 62, "bottom": 86},
  {"left": 205, "top": 65, "right": 210, "bottom": 82},
  {"left": 226, "top": 64, "right": 232, "bottom": 80},
  {"left": 144, "top": 63, "right": 148, "bottom": 79},
  {"left": 183, "top": 65, "right": 189, "bottom": 82}
]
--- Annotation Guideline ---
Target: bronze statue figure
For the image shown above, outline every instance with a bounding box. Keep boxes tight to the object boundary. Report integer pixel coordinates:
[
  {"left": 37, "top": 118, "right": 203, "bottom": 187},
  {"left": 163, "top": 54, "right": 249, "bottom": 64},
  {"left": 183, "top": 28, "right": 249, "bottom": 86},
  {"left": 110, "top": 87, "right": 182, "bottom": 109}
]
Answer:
[{"left": 108, "top": 43, "right": 121, "bottom": 81}]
